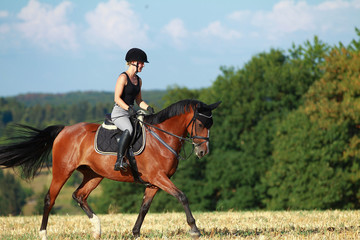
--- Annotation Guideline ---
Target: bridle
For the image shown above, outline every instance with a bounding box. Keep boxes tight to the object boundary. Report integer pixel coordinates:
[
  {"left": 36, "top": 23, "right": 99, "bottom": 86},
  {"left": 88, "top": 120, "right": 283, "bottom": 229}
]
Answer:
[
  {"left": 185, "top": 109, "right": 210, "bottom": 147},
  {"left": 140, "top": 107, "right": 211, "bottom": 159}
]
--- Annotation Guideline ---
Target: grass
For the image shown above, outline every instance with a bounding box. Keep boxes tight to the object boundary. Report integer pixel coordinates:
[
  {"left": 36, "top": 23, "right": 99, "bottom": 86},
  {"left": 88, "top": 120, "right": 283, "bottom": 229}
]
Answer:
[{"left": 0, "top": 211, "right": 359, "bottom": 239}]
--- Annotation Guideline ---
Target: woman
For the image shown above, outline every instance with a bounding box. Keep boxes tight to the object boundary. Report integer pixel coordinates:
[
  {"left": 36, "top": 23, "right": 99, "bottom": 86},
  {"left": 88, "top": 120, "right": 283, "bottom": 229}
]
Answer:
[{"left": 111, "top": 48, "right": 154, "bottom": 171}]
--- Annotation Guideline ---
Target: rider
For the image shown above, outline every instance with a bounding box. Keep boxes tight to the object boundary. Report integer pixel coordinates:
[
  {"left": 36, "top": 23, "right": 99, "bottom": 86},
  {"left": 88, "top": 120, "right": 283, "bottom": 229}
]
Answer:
[{"left": 111, "top": 48, "right": 154, "bottom": 171}]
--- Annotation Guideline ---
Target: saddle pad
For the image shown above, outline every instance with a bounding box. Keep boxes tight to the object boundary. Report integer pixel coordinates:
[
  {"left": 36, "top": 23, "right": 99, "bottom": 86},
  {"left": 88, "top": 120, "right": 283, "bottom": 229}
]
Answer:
[{"left": 94, "top": 123, "right": 146, "bottom": 156}]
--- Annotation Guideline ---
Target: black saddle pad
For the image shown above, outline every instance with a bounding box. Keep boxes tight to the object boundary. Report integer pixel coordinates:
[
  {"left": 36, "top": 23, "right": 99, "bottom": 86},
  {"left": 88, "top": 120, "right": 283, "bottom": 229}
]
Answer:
[{"left": 94, "top": 122, "right": 146, "bottom": 156}]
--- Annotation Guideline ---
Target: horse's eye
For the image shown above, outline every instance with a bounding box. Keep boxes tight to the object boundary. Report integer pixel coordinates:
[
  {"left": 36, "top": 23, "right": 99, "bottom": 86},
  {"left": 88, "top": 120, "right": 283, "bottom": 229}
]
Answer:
[{"left": 198, "top": 123, "right": 203, "bottom": 128}]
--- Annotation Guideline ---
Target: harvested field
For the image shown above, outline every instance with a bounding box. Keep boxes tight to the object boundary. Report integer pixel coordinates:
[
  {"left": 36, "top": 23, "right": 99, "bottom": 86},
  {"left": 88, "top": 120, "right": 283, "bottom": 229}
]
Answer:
[{"left": 0, "top": 211, "right": 359, "bottom": 239}]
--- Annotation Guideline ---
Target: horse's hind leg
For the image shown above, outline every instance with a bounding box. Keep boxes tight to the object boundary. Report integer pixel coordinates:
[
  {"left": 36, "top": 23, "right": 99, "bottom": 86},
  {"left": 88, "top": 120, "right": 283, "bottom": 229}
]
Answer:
[
  {"left": 132, "top": 187, "right": 159, "bottom": 238},
  {"left": 72, "top": 166, "right": 103, "bottom": 239},
  {"left": 40, "top": 170, "right": 74, "bottom": 240}
]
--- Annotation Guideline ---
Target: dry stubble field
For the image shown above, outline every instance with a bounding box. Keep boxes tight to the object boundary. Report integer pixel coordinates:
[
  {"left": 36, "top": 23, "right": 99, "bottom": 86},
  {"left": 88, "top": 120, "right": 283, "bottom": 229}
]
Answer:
[{"left": 0, "top": 211, "right": 359, "bottom": 239}]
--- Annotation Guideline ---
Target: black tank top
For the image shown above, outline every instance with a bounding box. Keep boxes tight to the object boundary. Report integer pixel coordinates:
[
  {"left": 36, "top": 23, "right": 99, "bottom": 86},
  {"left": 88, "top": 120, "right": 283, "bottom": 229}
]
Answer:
[{"left": 120, "top": 72, "right": 140, "bottom": 106}]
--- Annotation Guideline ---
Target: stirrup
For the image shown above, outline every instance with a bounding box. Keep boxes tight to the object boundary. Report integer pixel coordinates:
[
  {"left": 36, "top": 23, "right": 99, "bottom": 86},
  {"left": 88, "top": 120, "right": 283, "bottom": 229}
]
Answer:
[{"left": 114, "top": 159, "right": 128, "bottom": 171}]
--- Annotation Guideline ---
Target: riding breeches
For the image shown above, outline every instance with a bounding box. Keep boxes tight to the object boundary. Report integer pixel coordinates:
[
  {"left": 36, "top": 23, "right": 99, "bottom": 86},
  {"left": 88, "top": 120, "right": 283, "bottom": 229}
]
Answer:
[{"left": 111, "top": 104, "right": 133, "bottom": 135}]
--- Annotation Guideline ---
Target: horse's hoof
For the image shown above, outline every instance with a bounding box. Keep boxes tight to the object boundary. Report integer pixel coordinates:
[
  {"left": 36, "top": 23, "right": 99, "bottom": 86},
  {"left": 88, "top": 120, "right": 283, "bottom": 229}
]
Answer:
[
  {"left": 92, "top": 233, "right": 101, "bottom": 239},
  {"left": 189, "top": 230, "right": 201, "bottom": 239},
  {"left": 39, "top": 230, "right": 47, "bottom": 240}
]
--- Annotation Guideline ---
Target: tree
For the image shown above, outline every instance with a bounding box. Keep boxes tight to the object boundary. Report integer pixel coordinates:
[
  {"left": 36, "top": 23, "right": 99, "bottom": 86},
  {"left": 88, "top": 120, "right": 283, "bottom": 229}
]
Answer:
[
  {"left": 162, "top": 85, "right": 200, "bottom": 107},
  {"left": 0, "top": 170, "right": 29, "bottom": 215},
  {"left": 201, "top": 39, "right": 329, "bottom": 210},
  {"left": 265, "top": 35, "right": 360, "bottom": 209},
  {"left": 265, "top": 111, "right": 349, "bottom": 209}
]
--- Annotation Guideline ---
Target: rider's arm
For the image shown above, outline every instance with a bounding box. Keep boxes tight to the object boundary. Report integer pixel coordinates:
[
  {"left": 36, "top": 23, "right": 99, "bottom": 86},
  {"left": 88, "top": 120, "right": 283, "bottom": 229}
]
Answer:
[
  {"left": 135, "top": 78, "right": 150, "bottom": 110},
  {"left": 114, "top": 74, "right": 130, "bottom": 110}
]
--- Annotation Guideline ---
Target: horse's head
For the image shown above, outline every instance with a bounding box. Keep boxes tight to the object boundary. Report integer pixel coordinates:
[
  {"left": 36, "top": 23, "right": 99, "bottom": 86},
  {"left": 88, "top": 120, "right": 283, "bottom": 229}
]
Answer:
[{"left": 187, "top": 101, "right": 221, "bottom": 158}]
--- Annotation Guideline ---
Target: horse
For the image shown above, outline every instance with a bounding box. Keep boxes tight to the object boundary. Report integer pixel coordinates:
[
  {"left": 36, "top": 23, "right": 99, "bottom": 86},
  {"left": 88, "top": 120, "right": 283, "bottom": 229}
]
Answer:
[{"left": 0, "top": 99, "right": 221, "bottom": 239}]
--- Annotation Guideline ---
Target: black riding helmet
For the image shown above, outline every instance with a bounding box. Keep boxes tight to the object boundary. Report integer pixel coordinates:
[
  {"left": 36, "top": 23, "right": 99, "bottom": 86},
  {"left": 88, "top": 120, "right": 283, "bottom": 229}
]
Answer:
[{"left": 125, "top": 48, "right": 149, "bottom": 63}]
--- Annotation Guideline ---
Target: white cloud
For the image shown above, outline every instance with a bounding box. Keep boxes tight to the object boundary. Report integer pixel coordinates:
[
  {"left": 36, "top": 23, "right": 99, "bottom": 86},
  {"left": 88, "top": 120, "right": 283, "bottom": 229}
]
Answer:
[
  {"left": 16, "top": 0, "right": 77, "bottom": 50},
  {"left": 0, "top": 24, "right": 10, "bottom": 34},
  {"left": 197, "top": 21, "right": 242, "bottom": 40},
  {"left": 353, "top": 0, "right": 360, "bottom": 8},
  {"left": 162, "top": 18, "right": 188, "bottom": 47},
  {"left": 163, "top": 17, "right": 241, "bottom": 49},
  {"left": 252, "top": 1, "right": 315, "bottom": 34},
  {"left": 85, "top": 0, "right": 149, "bottom": 50},
  {"left": 0, "top": 10, "right": 9, "bottom": 18},
  {"left": 228, "top": 10, "right": 251, "bottom": 22},
  {"left": 229, "top": 0, "right": 360, "bottom": 41},
  {"left": 316, "top": 0, "right": 351, "bottom": 10},
  {"left": 0, "top": 11, "right": 9, "bottom": 34}
]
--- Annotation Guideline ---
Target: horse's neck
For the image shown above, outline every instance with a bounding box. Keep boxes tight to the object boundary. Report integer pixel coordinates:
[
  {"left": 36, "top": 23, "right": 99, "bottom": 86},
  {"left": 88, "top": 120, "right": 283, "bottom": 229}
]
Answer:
[{"left": 154, "top": 113, "right": 191, "bottom": 139}]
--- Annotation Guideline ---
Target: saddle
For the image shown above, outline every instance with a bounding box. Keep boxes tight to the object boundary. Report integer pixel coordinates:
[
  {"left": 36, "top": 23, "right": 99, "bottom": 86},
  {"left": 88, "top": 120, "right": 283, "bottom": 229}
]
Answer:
[
  {"left": 94, "top": 113, "right": 146, "bottom": 156},
  {"left": 94, "top": 112, "right": 149, "bottom": 185}
]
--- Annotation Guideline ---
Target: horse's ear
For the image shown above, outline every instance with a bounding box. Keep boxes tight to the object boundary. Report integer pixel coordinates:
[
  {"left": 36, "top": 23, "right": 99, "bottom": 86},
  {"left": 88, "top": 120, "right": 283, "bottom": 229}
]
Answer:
[{"left": 208, "top": 101, "right": 221, "bottom": 110}]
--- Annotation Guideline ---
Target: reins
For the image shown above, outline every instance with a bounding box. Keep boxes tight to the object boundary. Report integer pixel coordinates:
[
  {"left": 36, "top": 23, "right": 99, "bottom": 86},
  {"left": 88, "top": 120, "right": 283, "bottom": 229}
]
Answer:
[
  {"left": 138, "top": 119, "right": 191, "bottom": 160},
  {"left": 137, "top": 109, "right": 210, "bottom": 160}
]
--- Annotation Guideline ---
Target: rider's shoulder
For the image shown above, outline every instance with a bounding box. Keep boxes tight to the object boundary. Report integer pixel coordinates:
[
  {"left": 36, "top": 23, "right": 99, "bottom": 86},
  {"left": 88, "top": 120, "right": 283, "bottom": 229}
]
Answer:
[{"left": 117, "top": 73, "right": 128, "bottom": 84}]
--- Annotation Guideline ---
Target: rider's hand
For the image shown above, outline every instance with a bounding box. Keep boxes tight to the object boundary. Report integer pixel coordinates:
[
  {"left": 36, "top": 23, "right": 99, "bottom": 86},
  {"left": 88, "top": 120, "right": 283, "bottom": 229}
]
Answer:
[
  {"left": 147, "top": 106, "right": 155, "bottom": 114},
  {"left": 127, "top": 105, "right": 136, "bottom": 117}
]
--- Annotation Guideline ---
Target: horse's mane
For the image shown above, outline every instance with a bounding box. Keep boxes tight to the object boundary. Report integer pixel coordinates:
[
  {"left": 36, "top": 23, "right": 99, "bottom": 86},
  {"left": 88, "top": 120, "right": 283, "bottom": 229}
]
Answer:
[{"left": 144, "top": 99, "right": 201, "bottom": 125}]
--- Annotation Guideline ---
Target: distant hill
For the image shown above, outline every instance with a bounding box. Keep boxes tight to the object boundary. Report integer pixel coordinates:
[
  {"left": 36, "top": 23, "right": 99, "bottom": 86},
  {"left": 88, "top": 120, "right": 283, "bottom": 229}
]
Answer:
[{"left": 10, "top": 90, "right": 167, "bottom": 108}]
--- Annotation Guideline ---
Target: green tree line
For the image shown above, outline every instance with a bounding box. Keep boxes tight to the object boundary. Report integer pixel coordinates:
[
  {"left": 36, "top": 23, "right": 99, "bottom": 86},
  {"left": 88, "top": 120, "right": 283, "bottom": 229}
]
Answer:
[
  {"left": 0, "top": 90, "right": 165, "bottom": 138},
  {"left": 0, "top": 29, "right": 359, "bottom": 215},
  {"left": 95, "top": 29, "right": 360, "bottom": 213},
  {"left": 0, "top": 170, "right": 32, "bottom": 216}
]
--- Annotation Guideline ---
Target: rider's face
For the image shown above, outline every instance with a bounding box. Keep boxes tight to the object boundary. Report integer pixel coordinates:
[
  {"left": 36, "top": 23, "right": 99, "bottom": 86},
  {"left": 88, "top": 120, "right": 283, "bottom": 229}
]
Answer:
[{"left": 133, "top": 61, "right": 145, "bottom": 72}]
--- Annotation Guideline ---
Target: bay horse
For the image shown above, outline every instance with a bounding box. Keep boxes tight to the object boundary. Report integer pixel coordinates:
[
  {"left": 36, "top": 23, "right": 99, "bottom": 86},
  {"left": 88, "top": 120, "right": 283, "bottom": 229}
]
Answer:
[{"left": 0, "top": 99, "right": 220, "bottom": 239}]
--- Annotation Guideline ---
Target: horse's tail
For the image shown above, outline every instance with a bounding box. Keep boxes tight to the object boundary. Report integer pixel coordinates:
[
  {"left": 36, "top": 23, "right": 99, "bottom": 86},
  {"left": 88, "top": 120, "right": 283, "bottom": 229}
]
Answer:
[{"left": 0, "top": 124, "right": 65, "bottom": 180}]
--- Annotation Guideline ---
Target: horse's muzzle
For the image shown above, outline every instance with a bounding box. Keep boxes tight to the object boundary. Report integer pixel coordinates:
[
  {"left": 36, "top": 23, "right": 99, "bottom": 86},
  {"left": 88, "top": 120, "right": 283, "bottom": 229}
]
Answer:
[{"left": 194, "top": 143, "right": 209, "bottom": 158}]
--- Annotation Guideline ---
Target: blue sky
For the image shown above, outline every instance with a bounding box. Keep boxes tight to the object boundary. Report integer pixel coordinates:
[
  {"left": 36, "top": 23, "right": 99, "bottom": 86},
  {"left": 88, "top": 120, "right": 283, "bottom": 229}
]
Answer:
[{"left": 0, "top": 0, "right": 359, "bottom": 96}]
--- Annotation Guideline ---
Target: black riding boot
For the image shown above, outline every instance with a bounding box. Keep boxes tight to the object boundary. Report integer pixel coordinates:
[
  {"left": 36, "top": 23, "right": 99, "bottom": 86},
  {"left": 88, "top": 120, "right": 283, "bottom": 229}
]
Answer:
[{"left": 114, "top": 129, "right": 132, "bottom": 171}]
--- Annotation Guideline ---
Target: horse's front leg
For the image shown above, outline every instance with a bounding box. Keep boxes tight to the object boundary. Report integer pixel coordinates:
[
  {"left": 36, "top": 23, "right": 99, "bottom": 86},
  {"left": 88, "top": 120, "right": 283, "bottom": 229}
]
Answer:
[
  {"left": 153, "top": 175, "right": 201, "bottom": 238},
  {"left": 132, "top": 186, "right": 159, "bottom": 238}
]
